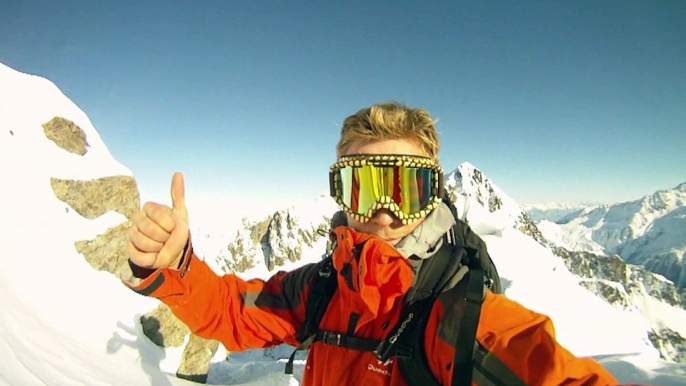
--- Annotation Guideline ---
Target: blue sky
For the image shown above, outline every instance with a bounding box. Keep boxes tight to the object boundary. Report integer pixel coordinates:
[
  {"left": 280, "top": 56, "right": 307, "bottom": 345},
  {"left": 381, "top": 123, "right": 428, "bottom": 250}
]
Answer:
[{"left": 1, "top": 1, "right": 684, "bottom": 209}]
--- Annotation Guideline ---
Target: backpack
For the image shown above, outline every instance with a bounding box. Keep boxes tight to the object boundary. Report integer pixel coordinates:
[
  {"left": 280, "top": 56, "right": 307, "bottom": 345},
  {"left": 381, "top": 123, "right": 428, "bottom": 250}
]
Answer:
[{"left": 285, "top": 197, "right": 502, "bottom": 386}]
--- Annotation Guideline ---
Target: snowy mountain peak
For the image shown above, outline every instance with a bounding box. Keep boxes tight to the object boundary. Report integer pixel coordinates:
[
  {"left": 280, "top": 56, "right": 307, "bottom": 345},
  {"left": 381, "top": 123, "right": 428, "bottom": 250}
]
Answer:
[
  {"left": 642, "top": 183, "right": 686, "bottom": 212},
  {"left": 443, "top": 162, "right": 541, "bottom": 240}
]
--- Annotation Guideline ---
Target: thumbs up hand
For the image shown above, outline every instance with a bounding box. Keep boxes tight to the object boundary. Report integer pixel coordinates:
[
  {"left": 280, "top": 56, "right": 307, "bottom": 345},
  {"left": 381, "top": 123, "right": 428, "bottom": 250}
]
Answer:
[{"left": 128, "top": 172, "right": 190, "bottom": 270}]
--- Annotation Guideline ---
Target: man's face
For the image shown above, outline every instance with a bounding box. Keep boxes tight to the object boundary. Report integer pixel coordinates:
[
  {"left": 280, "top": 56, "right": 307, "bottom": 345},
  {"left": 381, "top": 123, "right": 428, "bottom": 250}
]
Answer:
[{"left": 343, "top": 138, "right": 430, "bottom": 246}]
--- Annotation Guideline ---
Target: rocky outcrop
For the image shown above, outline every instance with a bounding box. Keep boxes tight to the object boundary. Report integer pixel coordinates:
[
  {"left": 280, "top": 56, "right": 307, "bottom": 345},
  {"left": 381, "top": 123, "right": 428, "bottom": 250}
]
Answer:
[
  {"left": 138, "top": 293, "right": 225, "bottom": 384},
  {"left": 470, "top": 169, "right": 503, "bottom": 213},
  {"left": 75, "top": 222, "right": 134, "bottom": 282},
  {"left": 39, "top": 96, "right": 217, "bottom": 383},
  {"left": 223, "top": 217, "right": 272, "bottom": 273},
  {"left": 140, "top": 303, "right": 225, "bottom": 384},
  {"left": 648, "top": 328, "right": 686, "bottom": 363},
  {"left": 553, "top": 247, "right": 685, "bottom": 309},
  {"left": 140, "top": 304, "right": 190, "bottom": 348},
  {"left": 60, "top": 170, "right": 221, "bottom": 381},
  {"left": 517, "top": 212, "right": 544, "bottom": 243},
  {"left": 553, "top": 246, "right": 686, "bottom": 362},
  {"left": 221, "top": 209, "right": 330, "bottom": 273},
  {"left": 42, "top": 117, "right": 89, "bottom": 155},
  {"left": 261, "top": 210, "right": 324, "bottom": 270},
  {"left": 176, "top": 335, "right": 221, "bottom": 383},
  {"left": 140, "top": 304, "right": 225, "bottom": 384},
  {"left": 51, "top": 176, "right": 139, "bottom": 219}
]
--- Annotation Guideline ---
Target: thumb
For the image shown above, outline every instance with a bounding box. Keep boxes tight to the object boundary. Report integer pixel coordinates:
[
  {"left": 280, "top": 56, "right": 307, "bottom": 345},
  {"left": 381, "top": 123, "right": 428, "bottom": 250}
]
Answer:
[{"left": 170, "top": 172, "right": 188, "bottom": 220}]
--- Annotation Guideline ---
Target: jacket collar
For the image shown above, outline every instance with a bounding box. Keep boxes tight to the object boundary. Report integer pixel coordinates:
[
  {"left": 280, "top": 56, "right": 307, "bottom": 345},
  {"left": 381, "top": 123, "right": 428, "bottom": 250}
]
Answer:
[
  {"left": 395, "top": 202, "right": 455, "bottom": 259},
  {"left": 330, "top": 227, "right": 413, "bottom": 328},
  {"left": 329, "top": 202, "right": 455, "bottom": 259},
  {"left": 327, "top": 203, "right": 455, "bottom": 329}
]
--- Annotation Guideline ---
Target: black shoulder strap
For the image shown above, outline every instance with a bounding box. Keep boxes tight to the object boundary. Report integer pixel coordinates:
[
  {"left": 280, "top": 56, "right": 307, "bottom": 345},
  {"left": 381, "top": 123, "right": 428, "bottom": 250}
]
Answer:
[
  {"left": 374, "top": 236, "right": 461, "bottom": 363},
  {"left": 296, "top": 258, "right": 337, "bottom": 343},
  {"left": 395, "top": 217, "right": 489, "bottom": 386},
  {"left": 443, "top": 196, "right": 502, "bottom": 295},
  {"left": 285, "top": 257, "right": 337, "bottom": 374},
  {"left": 451, "top": 269, "right": 485, "bottom": 386},
  {"left": 395, "top": 268, "right": 485, "bottom": 386}
]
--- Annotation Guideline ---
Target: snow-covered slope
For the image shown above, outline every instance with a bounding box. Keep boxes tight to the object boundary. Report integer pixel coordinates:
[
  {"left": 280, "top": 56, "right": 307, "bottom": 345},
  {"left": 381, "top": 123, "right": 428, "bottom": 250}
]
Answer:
[{"left": 0, "top": 63, "right": 175, "bottom": 385}]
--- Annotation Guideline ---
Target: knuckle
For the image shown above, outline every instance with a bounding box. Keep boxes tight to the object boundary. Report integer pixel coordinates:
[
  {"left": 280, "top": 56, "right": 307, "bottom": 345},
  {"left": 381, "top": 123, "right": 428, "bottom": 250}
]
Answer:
[
  {"left": 131, "top": 210, "right": 144, "bottom": 224},
  {"left": 127, "top": 242, "right": 142, "bottom": 261},
  {"left": 142, "top": 202, "right": 155, "bottom": 214},
  {"left": 128, "top": 228, "right": 141, "bottom": 245},
  {"left": 151, "top": 205, "right": 172, "bottom": 223},
  {"left": 136, "top": 220, "right": 151, "bottom": 235}
]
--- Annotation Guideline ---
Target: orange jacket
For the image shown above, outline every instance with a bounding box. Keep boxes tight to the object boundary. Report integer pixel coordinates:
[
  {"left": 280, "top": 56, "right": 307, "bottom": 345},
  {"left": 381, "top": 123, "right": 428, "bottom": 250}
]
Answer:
[{"left": 126, "top": 226, "right": 618, "bottom": 386}]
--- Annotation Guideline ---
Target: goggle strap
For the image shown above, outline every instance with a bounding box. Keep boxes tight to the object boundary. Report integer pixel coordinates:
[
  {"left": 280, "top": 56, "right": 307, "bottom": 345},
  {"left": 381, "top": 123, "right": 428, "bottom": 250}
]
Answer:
[
  {"left": 329, "top": 171, "right": 337, "bottom": 198},
  {"left": 437, "top": 172, "right": 444, "bottom": 198}
]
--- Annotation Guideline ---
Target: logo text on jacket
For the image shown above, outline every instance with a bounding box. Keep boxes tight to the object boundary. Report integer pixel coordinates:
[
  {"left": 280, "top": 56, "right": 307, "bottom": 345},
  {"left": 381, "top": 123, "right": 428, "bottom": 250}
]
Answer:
[{"left": 388, "top": 313, "right": 414, "bottom": 344}]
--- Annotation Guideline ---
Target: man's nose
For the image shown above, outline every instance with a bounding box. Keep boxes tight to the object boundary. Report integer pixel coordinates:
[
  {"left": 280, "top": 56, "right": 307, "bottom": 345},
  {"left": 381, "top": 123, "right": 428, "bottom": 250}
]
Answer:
[{"left": 369, "top": 209, "right": 398, "bottom": 227}]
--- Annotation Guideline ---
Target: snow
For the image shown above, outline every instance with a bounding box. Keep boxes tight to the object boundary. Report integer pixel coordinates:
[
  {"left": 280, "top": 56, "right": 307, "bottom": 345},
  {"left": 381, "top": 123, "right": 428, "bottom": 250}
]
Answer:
[
  {"left": 537, "top": 187, "right": 686, "bottom": 260},
  {"left": 482, "top": 230, "right": 654, "bottom": 357},
  {"left": 537, "top": 219, "right": 607, "bottom": 254},
  {"left": 535, "top": 184, "right": 686, "bottom": 288},
  {"left": 1, "top": 61, "right": 686, "bottom": 385}
]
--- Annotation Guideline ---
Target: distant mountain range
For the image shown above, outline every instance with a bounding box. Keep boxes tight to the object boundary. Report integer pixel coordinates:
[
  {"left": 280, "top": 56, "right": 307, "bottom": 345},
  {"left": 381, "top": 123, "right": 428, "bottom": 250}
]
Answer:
[
  {"left": 530, "top": 183, "right": 686, "bottom": 291},
  {"left": 522, "top": 202, "right": 599, "bottom": 223}
]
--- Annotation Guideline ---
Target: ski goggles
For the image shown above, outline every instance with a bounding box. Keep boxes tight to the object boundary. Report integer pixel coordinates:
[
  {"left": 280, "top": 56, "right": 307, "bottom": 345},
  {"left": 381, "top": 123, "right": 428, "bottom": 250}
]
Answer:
[{"left": 329, "top": 154, "right": 444, "bottom": 224}]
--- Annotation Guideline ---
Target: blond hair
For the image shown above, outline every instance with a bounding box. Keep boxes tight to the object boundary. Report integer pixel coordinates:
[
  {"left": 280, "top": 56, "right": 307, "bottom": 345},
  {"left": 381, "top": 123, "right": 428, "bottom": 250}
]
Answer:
[{"left": 336, "top": 102, "right": 440, "bottom": 161}]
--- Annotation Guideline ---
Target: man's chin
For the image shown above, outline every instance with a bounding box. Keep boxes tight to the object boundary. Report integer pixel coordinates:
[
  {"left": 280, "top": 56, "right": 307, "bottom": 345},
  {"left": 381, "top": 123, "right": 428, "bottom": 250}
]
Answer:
[{"left": 384, "top": 237, "right": 402, "bottom": 246}]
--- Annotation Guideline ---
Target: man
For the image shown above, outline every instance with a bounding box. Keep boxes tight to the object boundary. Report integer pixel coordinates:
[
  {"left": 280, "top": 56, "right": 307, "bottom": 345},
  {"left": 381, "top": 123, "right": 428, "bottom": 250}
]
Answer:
[{"left": 125, "top": 102, "right": 618, "bottom": 385}]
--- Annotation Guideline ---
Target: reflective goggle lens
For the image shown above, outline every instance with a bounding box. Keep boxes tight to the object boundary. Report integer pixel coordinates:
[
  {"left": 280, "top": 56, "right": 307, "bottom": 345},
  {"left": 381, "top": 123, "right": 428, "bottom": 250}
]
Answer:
[{"left": 330, "top": 155, "right": 444, "bottom": 224}]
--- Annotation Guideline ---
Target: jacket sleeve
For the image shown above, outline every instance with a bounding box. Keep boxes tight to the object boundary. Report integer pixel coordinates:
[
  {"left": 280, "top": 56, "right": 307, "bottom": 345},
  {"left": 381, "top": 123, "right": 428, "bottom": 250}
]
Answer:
[
  {"left": 428, "top": 292, "right": 618, "bottom": 386},
  {"left": 471, "top": 292, "right": 618, "bottom": 386},
  {"left": 123, "top": 241, "right": 320, "bottom": 351}
]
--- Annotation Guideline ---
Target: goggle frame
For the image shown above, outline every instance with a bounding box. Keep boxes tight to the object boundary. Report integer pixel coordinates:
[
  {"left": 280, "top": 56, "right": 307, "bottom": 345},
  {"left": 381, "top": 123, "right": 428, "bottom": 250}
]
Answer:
[{"left": 329, "top": 154, "right": 444, "bottom": 224}]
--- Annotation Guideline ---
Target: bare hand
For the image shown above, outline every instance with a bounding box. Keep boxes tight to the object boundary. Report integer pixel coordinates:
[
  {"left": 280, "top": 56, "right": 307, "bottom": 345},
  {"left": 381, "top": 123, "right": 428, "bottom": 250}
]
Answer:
[{"left": 128, "top": 172, "right": 189, "bottom": 269}]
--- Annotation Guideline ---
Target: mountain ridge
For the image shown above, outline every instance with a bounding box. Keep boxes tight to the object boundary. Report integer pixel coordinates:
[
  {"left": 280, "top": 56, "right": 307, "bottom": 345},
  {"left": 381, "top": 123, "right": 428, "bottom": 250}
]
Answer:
[{"left": 535, "top": 181, "right": 686, "bottom": 290}]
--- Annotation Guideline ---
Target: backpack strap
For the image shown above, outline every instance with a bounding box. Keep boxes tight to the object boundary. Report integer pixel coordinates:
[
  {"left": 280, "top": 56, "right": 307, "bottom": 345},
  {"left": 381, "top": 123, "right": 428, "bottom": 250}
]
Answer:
[
  {"left": 442, "top": 196, "right": 502, "bottom": 295},
  {"left": 285, "top": 257, "right": 337, "bottom": 375},
  {"left": 386, "top": 293, "right": 443, "bottom": 386},
  {"left": 451, "top": 269, "right": 485, "bottom": 386},
  {"left": 296, "top": 257, "right": 337, "bottom": 342},
  {"left": 394, "top": 229, "right": 487, "bottom": 386},
  {"left": 373, "top": 235, "right": 462, "bottom": 363},
  {"left": 394, "top": 268, "right": 485, "bottom": 386}
]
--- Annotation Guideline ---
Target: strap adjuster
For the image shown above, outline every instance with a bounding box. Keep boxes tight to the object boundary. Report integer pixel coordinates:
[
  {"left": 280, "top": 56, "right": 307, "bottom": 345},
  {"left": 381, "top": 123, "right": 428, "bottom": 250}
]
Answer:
[
  {"left": 321, "top": 331, "right": 343, "bottom": 346},
  {"left": 395, "top": 345, "right": 413, "bottom": 359}
]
